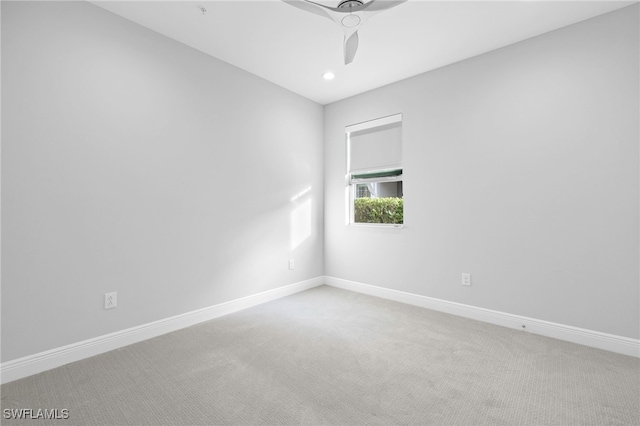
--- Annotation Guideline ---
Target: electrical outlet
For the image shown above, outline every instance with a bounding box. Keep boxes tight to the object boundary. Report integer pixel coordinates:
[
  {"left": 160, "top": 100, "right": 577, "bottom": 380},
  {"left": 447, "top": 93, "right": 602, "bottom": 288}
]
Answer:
[
  {"left": 104, "top": 292, "right": 117, "bottom": 309},
  {"left": 288, "top": 259, "right": 295, "bottom": 270},
  {"left": 462, "top": 273, "right": 471, "bottom": 286}
]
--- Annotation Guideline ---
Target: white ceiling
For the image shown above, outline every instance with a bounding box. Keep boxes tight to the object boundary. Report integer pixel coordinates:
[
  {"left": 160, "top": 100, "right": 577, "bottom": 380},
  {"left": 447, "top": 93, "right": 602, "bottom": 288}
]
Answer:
[{"left": 93, "top": 0, "right": 635, "bottom": 105}]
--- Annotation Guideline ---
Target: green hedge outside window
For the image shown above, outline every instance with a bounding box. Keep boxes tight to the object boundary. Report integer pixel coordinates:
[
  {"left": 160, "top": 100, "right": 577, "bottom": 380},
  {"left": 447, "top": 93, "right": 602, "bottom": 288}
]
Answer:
[{"left": 354, "top": 197, "right": 403, "bottom": 224}]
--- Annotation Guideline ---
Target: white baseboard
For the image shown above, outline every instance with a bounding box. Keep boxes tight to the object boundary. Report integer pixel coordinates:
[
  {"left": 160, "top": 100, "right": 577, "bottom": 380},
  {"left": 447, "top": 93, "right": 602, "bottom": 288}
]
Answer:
[
  {"left": 0, "top": 277, "right": 324, "bottom": 384},
  {"left": 3, "top": 276, "right": 637, "bottom": 385},
  {"left": 324, "top": 276, "right": 640, "bottom": 358}
]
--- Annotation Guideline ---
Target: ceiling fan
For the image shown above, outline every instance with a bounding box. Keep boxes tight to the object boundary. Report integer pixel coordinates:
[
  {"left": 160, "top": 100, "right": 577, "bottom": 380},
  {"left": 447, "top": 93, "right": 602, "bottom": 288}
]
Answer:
[{"left": 283, "top": 0, "right": 407, "bottom": 65}]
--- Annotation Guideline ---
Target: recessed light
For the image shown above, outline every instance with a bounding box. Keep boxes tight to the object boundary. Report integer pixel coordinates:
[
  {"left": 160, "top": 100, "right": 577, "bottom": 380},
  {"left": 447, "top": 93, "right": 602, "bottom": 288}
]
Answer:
[{"left": 322, "top": 71, "right": 335, "bottom": 81}]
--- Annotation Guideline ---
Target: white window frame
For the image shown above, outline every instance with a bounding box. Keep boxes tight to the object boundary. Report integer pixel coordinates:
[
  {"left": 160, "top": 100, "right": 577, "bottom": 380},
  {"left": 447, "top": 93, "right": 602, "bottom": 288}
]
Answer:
[{"left": 346, "top": 113, "right": 403, "bottom": 228}]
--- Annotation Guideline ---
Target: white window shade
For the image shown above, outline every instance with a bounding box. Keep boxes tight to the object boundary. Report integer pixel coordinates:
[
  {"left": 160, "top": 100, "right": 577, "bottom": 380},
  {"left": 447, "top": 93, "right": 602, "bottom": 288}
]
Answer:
[{"left": 349, "top": 121, "right": 402, "bottom": 174}]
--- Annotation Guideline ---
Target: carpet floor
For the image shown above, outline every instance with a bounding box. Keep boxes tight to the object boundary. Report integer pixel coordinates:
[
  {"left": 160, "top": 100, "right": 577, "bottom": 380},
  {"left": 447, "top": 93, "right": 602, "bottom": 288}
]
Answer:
[{"left": 1, "top": 285, "right": 639, "bottom": 425}]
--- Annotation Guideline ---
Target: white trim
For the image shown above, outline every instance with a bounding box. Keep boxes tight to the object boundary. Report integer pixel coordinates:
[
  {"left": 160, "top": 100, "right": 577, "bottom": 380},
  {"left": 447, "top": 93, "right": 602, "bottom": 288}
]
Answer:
[
  {"left": 348, "top": 223, "right": 404, "bottom": 229},
  {"left": 0, "top": 277, "right": 324, "bottom": 384},
  {"left": 324, "top": 276, "right": 640, "bottom": 358},
  {"left": 346, "top": 113, "right": 402, "bottom": 134}
]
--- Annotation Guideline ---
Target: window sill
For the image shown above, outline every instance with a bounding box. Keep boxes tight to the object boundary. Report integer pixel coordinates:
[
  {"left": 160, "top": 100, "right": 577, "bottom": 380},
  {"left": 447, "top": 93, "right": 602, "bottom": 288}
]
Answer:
[{"left": 348, "top": 223, "right": 404, "bottom": 229}]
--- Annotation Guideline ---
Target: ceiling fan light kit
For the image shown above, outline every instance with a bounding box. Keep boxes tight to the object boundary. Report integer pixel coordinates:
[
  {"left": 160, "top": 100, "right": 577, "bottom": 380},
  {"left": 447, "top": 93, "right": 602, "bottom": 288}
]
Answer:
[
  {"left": 341, "top": 14, "right": 361, "bottom": 28},
  {"left": 283, "top": 0, "right": 407, "bottom": 65}
]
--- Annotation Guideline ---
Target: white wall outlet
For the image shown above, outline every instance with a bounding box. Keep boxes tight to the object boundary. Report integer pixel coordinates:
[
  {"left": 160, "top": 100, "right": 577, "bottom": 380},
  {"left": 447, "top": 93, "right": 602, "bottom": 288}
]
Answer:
[
  {"left": 462, "top": 273, "right": 471, "bottom": 286},
  {"left": 288, "top": 259, "right": 295, "bottom": 270},
  {"left": 104, "top": 292, "right": 117, "bottom": 309}
]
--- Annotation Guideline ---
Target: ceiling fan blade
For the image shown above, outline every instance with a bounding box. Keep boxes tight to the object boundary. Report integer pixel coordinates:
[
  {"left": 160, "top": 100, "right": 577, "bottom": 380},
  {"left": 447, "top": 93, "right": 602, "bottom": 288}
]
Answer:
[
  {"left": 283, "top": 0, "right": 403, "bottom": 65},
  {"left": 361, "top": 0, "right": 407, "bottom": 13},
  {"left": 282, "top": 0, "right": 334, "bottom": 21},
  {"left": 344, "top": 30, "right": 359, "bottom": 65}
]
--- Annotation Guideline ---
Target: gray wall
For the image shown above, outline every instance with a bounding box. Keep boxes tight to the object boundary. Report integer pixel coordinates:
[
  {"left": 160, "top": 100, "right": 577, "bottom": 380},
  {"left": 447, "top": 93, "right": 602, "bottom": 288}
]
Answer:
[
  {"left": 324, "top": 5, "right": 639, "bottom": 339},
  {"left": 1, "top": 1, "right": 324, "bottom": 362}
]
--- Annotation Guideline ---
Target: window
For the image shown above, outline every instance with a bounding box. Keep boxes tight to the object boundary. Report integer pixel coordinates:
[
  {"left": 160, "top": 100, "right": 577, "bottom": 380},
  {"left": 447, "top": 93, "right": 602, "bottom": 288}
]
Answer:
[{"left": 346, "top": 114, "right": 403, "bottom": 226}]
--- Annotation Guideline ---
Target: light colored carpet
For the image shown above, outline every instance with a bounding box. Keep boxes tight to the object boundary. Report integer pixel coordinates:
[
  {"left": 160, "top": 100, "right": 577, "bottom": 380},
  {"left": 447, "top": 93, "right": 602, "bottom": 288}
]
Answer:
[{"left": 1, "top": 285, "right": 639, "bottom": 425}]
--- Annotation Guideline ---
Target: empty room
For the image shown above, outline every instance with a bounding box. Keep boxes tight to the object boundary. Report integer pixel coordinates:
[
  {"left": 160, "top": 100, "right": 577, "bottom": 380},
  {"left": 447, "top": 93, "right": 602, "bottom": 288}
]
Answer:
[{"left": 1, "top": 0, "right": 639, "bottom": 424}]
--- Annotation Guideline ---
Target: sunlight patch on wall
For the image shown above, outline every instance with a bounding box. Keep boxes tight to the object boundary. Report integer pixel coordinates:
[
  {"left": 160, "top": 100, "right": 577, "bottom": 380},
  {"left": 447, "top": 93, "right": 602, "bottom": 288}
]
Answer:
[{"left": 290, "top": 187, "right": 312, "bottom": 250}]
